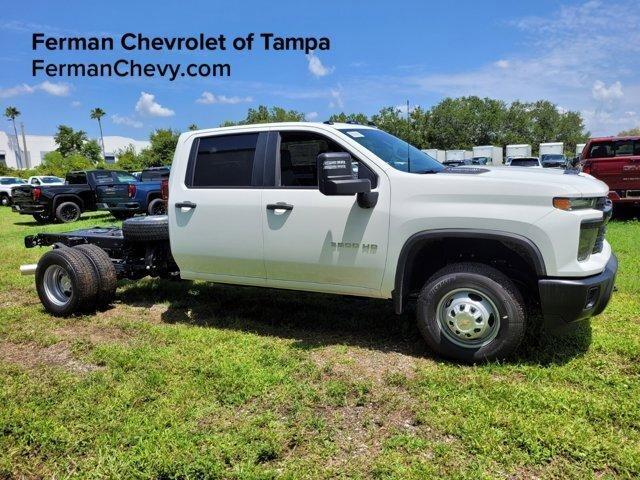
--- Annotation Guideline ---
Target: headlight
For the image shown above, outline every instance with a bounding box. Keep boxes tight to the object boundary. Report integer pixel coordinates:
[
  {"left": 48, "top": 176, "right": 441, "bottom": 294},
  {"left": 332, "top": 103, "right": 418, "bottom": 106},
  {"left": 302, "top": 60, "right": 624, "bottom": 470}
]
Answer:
[{"left": 553, "top": 197, "right": 598, "bottom": 211}]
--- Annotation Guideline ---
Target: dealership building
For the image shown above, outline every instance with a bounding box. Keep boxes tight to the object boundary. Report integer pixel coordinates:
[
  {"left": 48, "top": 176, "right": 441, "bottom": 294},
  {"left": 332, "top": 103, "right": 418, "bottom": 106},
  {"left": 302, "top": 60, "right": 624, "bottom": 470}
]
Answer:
[{"left": 0, "top": 130, "right": 150, "bottom": 169}]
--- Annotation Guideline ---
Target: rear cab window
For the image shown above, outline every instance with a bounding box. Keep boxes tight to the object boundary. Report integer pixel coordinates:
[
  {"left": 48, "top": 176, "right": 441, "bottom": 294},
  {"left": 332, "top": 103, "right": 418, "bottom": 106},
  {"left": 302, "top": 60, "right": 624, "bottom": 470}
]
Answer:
[
  {"left": 186, "top": 133, "right": 260, "bottom": 187},
  {"left": 140, "top": 169, "right": 170, "bottom": 182},
  {"left": 66, "top": 172, "right": 88, "bottom": 184},
  {"left": 588, "top": 140, "right": 640, "bottom": 158}
]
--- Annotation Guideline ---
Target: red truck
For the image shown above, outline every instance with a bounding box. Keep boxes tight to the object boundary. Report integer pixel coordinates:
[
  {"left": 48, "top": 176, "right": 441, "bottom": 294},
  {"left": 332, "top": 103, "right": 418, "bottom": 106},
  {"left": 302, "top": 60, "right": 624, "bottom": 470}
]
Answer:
[{"left": 581, "top": 136, "right": 640, "bottom": 206}]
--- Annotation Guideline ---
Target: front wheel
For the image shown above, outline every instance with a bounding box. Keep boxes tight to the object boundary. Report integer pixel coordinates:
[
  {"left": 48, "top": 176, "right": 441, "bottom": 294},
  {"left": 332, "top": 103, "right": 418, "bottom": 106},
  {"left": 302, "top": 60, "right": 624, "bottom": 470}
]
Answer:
[
  {"left": 417, "top": 262, "right": 526, "bottom": 363},
  {"left": 1, "top": 195, "right": 10, "bottom": 206}
]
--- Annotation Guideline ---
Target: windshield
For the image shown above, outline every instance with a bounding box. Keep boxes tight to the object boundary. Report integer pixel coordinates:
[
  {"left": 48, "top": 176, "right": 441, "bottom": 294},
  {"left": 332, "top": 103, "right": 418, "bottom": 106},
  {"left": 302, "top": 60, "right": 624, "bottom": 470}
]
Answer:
[
  {"left": 338, "top": 128, "right": 444, "bottom": 173},
  {"left": 510, "top": 158, "right": 539, "bottom": 167},
  {"left": 541, "top": 154, "right": 565, "bottom": 162},
  {"left": 0, "top": 177, "right": 22, "bottom": 185}
]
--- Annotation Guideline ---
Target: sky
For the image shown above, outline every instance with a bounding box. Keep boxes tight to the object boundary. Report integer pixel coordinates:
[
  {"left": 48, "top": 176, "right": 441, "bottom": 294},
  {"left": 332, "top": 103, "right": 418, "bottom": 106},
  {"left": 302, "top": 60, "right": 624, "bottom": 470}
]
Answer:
[{"left": 0, "top": 0, "right": 638, "bottom": 141}]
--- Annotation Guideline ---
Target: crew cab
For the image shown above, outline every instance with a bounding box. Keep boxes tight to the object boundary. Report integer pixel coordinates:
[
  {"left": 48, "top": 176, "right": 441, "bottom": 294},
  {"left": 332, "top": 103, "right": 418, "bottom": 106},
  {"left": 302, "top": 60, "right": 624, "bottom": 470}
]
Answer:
[
  {"left": 96, "top": 166, "right": 170, "bottom": 219},
  {"left": 21, "top": 123, "right": 617, "bottom": 362},
  {"left": 0, "top": 176, "right": 26, "bottom": 206},
  {"left": 581, "top": 136, "right": 640, "bottom": 205},
  {"left": 12, "top": 169, "right": 138, "bottom": 223}
]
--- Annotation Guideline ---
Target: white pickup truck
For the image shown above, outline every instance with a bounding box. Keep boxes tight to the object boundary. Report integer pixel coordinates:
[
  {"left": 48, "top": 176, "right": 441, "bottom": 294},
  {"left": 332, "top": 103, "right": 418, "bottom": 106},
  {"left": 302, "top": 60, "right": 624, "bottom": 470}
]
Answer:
[{"left": 21, "top": 122, "right": 617, "bottom": 362}]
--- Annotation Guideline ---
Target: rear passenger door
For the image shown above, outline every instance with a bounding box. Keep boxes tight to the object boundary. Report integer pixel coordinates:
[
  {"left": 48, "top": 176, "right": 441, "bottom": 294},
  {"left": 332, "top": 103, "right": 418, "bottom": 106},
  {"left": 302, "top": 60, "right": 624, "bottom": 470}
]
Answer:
[
  {"left": 169, "top": 131, "right": 268, "bottom": 284},
  {"left": 260, "top": 128, "right": 389, "bottom": 295}
]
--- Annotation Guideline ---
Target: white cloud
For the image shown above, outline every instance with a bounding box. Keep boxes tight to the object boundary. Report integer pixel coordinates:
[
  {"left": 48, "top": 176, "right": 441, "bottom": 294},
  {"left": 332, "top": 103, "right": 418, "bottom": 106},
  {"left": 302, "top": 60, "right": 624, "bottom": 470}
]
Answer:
[
  {"left": 305, "top": 111, "right": 319, "bottom": 120},
  {"left": 307, "top": 53, "right": 334, "bottom": 77},
  {"left": 592, "top": 80, "right": 623, "bottom": 101},
  {"left": 329, "top": 87, "right": 344, "bottom": 109},
  {"left": 135, "top": 91, "right": 174, "bottom": 117},
  {"left": 196, "top": 91, "right": 253, "bottom": 105},
  {"left": 71, "top": 100, "right": 81, "bottom": 107},
  {"left": 0, "top": 81, "right": 70, "bottom": 98},
  {"left": 403, "top": 0, "right": 640, "bottom": 135},
  {"left": 111, "top": 114, "right": 143, "bottom": 128},
  {"left": 38, "top": 81, "right": 71, "bottom": 96}
]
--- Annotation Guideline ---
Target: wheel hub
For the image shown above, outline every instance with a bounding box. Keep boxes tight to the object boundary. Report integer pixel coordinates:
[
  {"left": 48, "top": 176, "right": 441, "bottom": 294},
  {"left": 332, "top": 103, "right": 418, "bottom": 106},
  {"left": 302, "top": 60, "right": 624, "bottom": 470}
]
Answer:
[
  {"left": 43, "top": 265, "right": 73, "bottom": 307},
  {"left": 437, "top": 289, "right": 500, "bottom": 347}
]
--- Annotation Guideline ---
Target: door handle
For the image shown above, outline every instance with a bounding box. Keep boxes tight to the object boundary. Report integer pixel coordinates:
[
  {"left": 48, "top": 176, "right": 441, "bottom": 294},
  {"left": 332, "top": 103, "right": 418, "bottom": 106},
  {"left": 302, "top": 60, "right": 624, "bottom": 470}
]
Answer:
[
  {"left": 266, "top": 202, "right": 293, "bottom": 211},
  {"left": 175, "top": 201, "right": 197, "bottom": 209}
]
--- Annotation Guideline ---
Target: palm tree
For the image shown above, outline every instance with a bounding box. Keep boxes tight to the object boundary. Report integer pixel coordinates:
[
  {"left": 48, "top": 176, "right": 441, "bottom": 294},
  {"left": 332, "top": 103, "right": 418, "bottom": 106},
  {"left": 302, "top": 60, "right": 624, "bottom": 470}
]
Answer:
[
  {"left": 90, "top": 107, "right": 106, "bottom": 159},
  {"left": 4, "top": 106, "right": 22, "bottom": 168}
]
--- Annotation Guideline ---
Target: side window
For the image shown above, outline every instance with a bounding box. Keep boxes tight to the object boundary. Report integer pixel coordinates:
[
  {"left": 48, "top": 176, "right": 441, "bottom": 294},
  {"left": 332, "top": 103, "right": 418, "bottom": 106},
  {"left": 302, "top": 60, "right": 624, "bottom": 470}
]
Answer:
[
  {"left": 589, "top": 142, "right": 614, "bottom": 158},
  {"left": 191, "top": 133, "right": 258, "bottom": 187},
  {"left": 614, "top": 140, "right": 634, "bottom": 157},
  {"left": 278, "top": 131, "right": 377, "bottom": 188},
  {"left": 31, "top": 178, "right": 40, "bottom": 185}
]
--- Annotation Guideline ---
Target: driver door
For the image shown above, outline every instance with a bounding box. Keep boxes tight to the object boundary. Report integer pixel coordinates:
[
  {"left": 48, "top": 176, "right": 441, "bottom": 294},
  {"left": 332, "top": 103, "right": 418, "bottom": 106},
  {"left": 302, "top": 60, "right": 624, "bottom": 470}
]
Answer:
[{"left": 261, "top": 129, "right": 389, "bottom": 295}]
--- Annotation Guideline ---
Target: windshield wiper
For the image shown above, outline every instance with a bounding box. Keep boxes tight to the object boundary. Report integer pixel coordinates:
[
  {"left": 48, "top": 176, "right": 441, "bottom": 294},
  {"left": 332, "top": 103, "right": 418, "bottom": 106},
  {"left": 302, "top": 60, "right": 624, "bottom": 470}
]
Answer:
[{"left": 413, "top": 169, "right": 440, "bottom": 174}]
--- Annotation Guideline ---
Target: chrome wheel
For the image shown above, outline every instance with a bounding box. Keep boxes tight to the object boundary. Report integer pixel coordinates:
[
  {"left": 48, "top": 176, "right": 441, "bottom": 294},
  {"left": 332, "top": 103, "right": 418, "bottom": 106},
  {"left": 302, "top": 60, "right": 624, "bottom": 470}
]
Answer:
[
  {"left": 436, "top": 288, "right": 500, "bottom": 348},
  {"left": 42, "top": 265, "right": 72, "bottom": 307}
]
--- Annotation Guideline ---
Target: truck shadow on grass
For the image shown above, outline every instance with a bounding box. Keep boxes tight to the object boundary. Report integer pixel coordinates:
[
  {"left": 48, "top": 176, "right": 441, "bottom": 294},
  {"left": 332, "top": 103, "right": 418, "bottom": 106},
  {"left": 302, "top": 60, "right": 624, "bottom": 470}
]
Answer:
[
  {"left": 12, "top": 212, "right": 114, "bottom": 227},
  {"left": 118, "top": 279, "right": 592, "bottom": 366}
]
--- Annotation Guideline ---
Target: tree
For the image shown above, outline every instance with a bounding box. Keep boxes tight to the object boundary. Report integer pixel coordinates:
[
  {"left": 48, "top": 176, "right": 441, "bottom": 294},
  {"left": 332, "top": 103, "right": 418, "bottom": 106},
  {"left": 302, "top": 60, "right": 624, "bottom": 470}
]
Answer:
[
  {"left": 221, "top": 105, "right": 306, "bottom": 126},
  {"left": 4, "top": 106, "right": 23, "bottom": 168},
  {"left": 618, "top": 126, "right": 640, "bottom": 136},
  {"left": 139, "top": 129, "right": 180, "bottom": 167},
  {"left": 39, "top": 151, "right": 93, "bottom": 177},
  {"left": 81, "top": 139, "right": 103, "bottom": 164},
  {"left": 90, "top": 108, "right": 106, "bottom": 158},
  {"left": 328, "top": 112, "right": 370, "bottom": 125},
  {"left": 115, "top": 145, "right": 144, "bottom": 171},
  {"left": 54, "top": 125, "right": 88, "bottom": 157}
]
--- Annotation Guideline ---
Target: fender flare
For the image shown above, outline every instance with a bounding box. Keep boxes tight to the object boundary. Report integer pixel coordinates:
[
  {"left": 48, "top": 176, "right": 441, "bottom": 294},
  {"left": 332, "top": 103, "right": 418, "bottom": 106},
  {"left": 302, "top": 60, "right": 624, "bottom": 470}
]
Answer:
[
  {"left": 145, "top": 190, "right": 162, "bottom": 206},
  {"left": 53, "top": 194, "right": 85, "bottom": 212},
  {"left": 392, "top": 229, "right": 547, "bottom": 314}
]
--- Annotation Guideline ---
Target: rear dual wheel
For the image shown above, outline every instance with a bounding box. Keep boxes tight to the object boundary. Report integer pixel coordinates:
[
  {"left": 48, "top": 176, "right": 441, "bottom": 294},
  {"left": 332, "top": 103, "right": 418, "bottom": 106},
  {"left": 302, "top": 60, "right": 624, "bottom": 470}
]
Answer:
[{"left": 35, "top": 245, "right": 117, "bottom": 316}]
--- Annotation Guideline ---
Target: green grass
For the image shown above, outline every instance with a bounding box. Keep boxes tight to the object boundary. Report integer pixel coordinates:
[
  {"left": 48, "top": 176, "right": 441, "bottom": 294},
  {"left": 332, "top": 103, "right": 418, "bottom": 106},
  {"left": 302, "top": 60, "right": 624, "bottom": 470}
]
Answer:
[{"left": 0, "top": 208, "right": 639, "bottom": 479}]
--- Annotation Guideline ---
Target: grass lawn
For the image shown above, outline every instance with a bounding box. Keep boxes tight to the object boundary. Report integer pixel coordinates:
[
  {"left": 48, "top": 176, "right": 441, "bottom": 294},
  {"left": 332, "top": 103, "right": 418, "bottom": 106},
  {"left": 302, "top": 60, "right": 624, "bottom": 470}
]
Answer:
[{"left": 0, "top": 207, "right": 639, "bottom": 479}]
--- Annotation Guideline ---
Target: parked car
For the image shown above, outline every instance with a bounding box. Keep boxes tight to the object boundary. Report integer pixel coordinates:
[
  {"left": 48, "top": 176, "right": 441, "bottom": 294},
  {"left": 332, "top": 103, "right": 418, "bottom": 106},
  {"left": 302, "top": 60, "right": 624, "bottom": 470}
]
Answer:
[
  {"left": 508, "top": 157, "right": 542, "bottom": 168},
  {"left": 470, "top": 156, "right": 491, "bottom": 165},
  {"left": 27, "top": 176, "right": 65, "bottom": 186},
  {"left": 540, "top": 154, "right": 567, "bottom": 169},
  {"left": 95, "top": 166, "right": 170, "bottom": 218},
  {"left": 22, "top": 122, "right": 616, "bottom": 363},
  {"left": 581, "top": 136, "right": 640, "bottom": 205},
  {"left": 0, "top": 177, "right": 26, "bottom": 206},
  {"left": 11, "top": 169, "right": 138, "bottom": 223}
]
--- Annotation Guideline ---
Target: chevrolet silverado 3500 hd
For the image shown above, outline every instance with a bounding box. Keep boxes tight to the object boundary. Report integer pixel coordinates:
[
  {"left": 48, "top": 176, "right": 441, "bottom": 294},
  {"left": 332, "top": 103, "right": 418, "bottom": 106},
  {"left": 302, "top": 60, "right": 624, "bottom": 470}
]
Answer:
[{"left": 21, "top": 122, "right": 617, "bottom": 362}]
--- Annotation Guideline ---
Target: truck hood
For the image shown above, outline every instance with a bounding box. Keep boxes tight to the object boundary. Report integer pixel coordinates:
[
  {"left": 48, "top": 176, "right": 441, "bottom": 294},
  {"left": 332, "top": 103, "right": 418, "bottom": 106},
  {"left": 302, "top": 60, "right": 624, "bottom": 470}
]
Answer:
[{"left": 442, "top": 166, "right": 609, "bottom": 197}]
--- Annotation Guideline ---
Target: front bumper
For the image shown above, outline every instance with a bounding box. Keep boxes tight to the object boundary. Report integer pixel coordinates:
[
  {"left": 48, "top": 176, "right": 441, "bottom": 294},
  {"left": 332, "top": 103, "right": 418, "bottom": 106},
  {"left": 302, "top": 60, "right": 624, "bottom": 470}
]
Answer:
[
  {"left": 12, "top": 204, "right": 46, "bottom": 215},
  {"left": 97, "top": 202, "right": 140, "bottom": 212},
  {"left": 538, "top": 253, "right": 617, "bottom": 325}
]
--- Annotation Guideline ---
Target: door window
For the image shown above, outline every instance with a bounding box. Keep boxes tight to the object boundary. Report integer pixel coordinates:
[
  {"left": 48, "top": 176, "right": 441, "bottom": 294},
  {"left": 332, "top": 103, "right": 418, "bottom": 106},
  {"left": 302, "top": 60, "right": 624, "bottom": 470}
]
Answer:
[
  {"left": 278, "top": 131, "right": 377, "bottom": 188},
  {"left": 189, "top": 133, "right": 259, "bottom": 187}
]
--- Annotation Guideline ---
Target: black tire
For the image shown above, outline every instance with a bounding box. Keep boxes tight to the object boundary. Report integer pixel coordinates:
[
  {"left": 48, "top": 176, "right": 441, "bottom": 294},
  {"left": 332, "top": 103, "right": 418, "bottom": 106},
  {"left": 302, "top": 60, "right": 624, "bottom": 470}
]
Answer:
[
  {"left": 147, "top": 198, "right": 166, "bottom": 216},
  {"left": 111, "top": 210, "right": 135, "bottom": 221},
  {"left": 35, "top": 248, "right": 99, "bottom": 316},
  {"left": 73, "top": 244, "right": 117, "bottom": 308},
  {"left": 33, "top": 212, "right": 53, "bottom": 224},
  {"left": 122, "top": 215, "right": 169, "bottom": 242},
  {"left": 1, "top": 194, "right": 10, "bottom": 207},
  {"left": 416, "top": 262, "right": 526, "bottom": 363},
  {"left": 55, "top": 201, "right": 81, "bottom": 223}
]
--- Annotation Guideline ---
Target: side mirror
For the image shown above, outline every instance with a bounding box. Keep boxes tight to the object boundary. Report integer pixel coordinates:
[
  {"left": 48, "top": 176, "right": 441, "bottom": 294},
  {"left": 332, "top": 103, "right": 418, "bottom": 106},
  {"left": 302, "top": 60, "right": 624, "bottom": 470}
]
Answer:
[{"left": 317, "top": 152, "right": 371, "bottom": 196}]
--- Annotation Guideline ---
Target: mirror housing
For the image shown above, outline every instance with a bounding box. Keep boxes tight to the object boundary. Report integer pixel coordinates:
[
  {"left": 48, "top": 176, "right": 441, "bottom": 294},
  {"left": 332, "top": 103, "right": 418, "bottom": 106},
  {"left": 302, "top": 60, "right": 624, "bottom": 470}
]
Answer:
[{"left": 317, "top": 152, "right": 371, "bottom": 196}]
